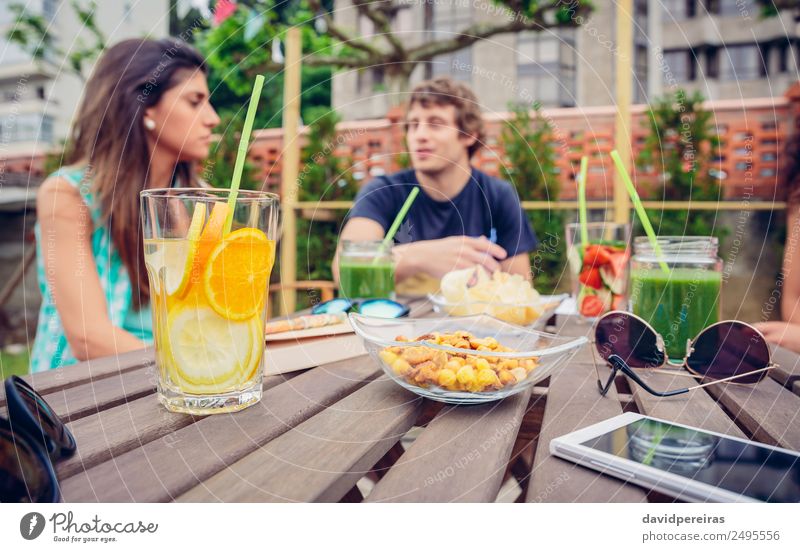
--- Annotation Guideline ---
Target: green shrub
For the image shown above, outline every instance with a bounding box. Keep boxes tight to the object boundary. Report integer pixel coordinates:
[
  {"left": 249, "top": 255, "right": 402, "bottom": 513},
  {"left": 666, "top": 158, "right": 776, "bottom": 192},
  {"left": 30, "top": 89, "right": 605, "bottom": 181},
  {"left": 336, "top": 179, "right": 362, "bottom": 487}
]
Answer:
[
  {"left": 500, "top": 104, "right": 567, "bottom": 293},
  {"left": 636, "top": 89, "right": 726, "bottom": 242}
]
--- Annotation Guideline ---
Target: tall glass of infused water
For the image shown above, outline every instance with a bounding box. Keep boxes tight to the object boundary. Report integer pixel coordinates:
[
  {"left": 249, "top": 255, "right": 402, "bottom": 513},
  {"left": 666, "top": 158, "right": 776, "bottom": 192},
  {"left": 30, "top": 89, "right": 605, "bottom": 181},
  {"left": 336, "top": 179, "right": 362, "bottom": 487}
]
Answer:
[{"left": 141, "top": 188, "right": 279, "bottom": 414}]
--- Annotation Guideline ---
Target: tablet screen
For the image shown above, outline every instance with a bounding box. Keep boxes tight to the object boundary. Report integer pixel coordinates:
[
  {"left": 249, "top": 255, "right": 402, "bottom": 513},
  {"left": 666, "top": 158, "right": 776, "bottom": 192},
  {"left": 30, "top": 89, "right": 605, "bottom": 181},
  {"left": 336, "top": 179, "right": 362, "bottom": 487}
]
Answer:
[{"left": 581, "top": 418, "right": 800, "bottom": 502}]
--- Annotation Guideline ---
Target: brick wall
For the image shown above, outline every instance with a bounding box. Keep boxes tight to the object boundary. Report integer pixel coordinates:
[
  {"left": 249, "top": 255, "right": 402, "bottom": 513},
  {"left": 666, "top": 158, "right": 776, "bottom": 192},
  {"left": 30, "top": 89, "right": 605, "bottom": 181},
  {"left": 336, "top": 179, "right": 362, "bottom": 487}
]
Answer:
[{"left": 249, "top": 93, "right": 796, "bottom": 201}]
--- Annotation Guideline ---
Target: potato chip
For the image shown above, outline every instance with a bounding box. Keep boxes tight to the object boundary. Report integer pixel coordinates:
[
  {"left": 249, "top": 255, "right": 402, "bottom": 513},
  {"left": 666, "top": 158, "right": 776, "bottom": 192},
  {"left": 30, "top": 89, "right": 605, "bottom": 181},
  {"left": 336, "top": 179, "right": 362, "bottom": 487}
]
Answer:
[{"left": 438, "top": 267, "right": 544, "bottom": 325}]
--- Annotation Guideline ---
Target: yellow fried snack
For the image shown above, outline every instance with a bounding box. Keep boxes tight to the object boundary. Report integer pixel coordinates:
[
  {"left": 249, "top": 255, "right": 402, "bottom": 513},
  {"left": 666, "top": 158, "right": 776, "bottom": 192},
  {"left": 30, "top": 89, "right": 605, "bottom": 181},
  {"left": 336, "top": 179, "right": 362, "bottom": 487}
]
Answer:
[{"left": 381, "top": 330, "right": 539, "bottom": 393}]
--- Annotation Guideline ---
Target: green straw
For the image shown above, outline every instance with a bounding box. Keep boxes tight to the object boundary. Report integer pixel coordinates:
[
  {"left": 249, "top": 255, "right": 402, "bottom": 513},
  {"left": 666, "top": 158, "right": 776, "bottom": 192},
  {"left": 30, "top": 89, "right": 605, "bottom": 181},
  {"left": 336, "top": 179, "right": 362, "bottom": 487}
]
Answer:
[
  {"left": 374, "top": 186, "right": 420, "bottom": 264},
  {"left": 578, "top": 156, "right": 589, "bottom": 246},
  {"left": 223, "top": 74, "right": 265, "bottom": 235},
  {"left": 610, "top": 150, "right": 669, "bottom": 274}
]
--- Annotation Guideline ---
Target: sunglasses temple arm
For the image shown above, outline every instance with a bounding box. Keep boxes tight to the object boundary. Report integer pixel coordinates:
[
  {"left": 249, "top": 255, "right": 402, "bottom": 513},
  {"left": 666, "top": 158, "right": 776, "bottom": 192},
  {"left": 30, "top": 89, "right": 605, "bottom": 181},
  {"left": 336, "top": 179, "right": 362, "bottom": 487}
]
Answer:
[
  {"left": 607, "top": 355, "right": 690, "bottom": 398},
  {"left": 597, "top": 364, "right": 618, "bottom": 396},
  {"left": 687, "top": 365, "right": 774, "bottom": 390}
]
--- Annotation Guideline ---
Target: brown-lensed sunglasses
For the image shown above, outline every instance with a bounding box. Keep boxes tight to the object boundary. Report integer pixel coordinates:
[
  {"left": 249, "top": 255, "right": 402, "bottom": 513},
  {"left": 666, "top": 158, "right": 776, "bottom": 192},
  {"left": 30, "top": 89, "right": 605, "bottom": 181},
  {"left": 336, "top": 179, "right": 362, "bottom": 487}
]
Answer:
[{"left": 591, "top": 311, "right": 777, "bottom": 397}]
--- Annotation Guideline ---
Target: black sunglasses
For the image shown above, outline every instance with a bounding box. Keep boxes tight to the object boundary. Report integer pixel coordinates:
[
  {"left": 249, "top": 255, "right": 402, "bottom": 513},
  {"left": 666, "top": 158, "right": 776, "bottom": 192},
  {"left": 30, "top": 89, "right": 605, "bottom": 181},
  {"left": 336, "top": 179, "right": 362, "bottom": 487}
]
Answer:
[
  {"left": 592, "top": 311, "right": 776, "bottom": 397},
  {"left": 1, "top": 376, "right": 76, "bottom": 502},
  {"left": 311, "top": 298, "right": 410, "bottom": 318}
]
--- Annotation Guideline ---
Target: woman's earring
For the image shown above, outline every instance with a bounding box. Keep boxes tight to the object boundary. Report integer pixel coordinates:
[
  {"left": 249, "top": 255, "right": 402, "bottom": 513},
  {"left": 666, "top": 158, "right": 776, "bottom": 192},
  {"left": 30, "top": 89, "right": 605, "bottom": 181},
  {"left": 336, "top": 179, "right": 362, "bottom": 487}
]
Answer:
[{"left": 144, "top": 118, "right": 156, "bottom": 130}]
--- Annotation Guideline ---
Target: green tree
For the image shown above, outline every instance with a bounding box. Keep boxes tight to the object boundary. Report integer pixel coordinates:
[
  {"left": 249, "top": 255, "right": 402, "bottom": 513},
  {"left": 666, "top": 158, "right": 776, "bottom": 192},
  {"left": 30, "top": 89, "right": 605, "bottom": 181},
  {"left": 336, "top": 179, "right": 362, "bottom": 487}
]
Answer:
[
  {"left": 501, "top": 104, "right": 566, "bottom": 293},
  {"left": 196, "top": 6, "right": 332, "bottom": 128},
  {"left": 294, "top": 108, "right": 358, "bottom": 290},
  {"left": 7, "top": 0, "right": 105, "bottom": 80},
  {"left": 202, "top": 0, "right": 593, "bottom": 102},
  {"left": 636, "top": 89, "right": 725, "bottom": 239},
  {"left": 204, "top": 112, "right": 259, "bottom": 190}
]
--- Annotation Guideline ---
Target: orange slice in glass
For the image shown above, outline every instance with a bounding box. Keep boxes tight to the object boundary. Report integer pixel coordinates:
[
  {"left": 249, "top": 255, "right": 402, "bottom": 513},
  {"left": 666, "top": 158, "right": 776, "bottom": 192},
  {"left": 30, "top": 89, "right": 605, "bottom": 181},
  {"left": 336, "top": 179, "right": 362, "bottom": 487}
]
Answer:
[
  {"left": 171, "top": 203, "right": 206, "bottom": 298},
  {"left": 179, "top": 201, "right": 229, "bottom": 298},
  {"left": 203, "top": 227, "right": 275, "bottom": 321}
]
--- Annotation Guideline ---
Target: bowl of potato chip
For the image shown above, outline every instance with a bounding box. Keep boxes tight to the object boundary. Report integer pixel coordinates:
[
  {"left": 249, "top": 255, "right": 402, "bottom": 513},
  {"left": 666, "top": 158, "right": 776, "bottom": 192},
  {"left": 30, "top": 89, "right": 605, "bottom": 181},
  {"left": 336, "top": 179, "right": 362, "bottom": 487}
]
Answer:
[
  {"left": 428, "top": 267, "right": 567, "bottom": 326},
  {"left": 349, "top": 313, "right": 587, "bottom": 404}
]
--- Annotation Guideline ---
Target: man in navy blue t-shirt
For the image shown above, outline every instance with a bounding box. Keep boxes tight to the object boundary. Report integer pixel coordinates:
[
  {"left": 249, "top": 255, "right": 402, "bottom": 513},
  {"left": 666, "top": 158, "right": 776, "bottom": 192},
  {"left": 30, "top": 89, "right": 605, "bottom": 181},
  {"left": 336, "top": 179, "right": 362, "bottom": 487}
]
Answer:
[{"left": 334, "top": 77, "right": 537, "bottom": 288}]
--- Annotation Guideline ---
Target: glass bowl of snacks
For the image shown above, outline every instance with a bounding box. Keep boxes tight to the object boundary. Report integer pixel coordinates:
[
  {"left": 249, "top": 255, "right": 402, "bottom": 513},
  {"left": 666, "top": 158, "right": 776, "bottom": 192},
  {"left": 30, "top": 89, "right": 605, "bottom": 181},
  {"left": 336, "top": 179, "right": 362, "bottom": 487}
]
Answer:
[
  {"left": 349, "top": 313, "right": 587, "bottom": 404},
  {"left": 427, "top": 267, "right": 567, "bottom": 326}
]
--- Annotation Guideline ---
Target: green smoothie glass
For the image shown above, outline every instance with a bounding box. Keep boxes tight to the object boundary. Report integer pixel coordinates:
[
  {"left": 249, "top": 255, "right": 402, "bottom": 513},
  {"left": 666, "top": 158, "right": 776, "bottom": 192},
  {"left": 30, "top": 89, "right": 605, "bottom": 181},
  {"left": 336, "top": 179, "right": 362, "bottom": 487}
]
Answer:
[
  {"left": 629, "top": 237, "right": 722, "bottom": 361},
  {"left": 338, "top": 240, "right": 395, "bottom": 299}
]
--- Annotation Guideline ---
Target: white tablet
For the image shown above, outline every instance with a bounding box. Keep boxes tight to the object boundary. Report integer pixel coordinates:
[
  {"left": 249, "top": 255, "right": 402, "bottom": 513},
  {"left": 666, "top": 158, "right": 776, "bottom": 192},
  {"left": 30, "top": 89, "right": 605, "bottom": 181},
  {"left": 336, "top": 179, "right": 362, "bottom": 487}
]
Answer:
[{"left": 549, "top": 412, "right": 800, "bottom": 503}]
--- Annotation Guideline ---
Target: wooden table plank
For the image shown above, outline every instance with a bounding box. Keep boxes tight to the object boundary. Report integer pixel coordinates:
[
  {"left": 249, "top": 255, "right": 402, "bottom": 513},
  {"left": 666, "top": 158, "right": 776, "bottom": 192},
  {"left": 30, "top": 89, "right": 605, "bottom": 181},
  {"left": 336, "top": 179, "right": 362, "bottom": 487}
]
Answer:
[
  {"left": 627, "top": 371, "right": 747, "bottom": 438},
  {"left": 59, "top": 356, "right": 380, "bottom": 502},
  {"left": 56, "top": 373, "right": 290, "bottom": 480},
  {"left": 176, "top": 377, "right": 422, "bottom": 502},
  {"left": 704, "top": 378, "right": 800, "bottom": 450},
  {"left": 527, "top": 316, "right": 648, "bottom": 502},
  {"left": 768, "top": 344, "right": 800, "bottom": 389},
  {"left": 367, "top": 389, "right": 535, "bottom": 502},
  {"left": 0, "top": 348, "right": 154, "bottom": 407},
  {"left": 41, "top": 363, "right": 157, "bottom": 423}
]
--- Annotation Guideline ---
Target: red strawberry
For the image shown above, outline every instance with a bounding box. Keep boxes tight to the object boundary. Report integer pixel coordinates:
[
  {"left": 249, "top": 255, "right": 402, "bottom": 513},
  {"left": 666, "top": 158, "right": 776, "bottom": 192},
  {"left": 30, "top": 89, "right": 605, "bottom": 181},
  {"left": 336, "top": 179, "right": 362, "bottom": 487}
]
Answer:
[
  {"left": 583, "top": 245, "right": 612, "bottom": 268},
  {"left": 579, "top": 267, "right": 603, "bottom": 289},
  {"left": 581, "top": 295, "right": 605, "bottom": 317}
]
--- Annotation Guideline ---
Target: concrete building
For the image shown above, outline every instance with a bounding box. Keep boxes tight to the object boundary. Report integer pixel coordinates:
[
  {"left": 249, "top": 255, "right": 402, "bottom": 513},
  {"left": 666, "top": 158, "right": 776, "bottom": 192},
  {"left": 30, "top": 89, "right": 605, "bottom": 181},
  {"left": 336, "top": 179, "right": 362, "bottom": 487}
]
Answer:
[
  {"left": 0, "top": 0, "right": 169, "bottom": 178},
  {"left": 331, "top": 0, "right": 800, "bottom": 120},
  {"left": 658, "top": 0, "right": 799, "bottom": 101}
]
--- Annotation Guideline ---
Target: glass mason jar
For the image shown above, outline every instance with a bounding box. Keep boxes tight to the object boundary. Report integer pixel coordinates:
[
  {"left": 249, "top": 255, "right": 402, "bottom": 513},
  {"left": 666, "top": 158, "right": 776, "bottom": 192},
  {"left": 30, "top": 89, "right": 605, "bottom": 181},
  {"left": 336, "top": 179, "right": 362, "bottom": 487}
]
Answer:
[
  {"left": 628, "top": 236, "right": 723, "bottom": 361},
  {"left": 338, "top": 240, "right": 395, "bottom": 300}
]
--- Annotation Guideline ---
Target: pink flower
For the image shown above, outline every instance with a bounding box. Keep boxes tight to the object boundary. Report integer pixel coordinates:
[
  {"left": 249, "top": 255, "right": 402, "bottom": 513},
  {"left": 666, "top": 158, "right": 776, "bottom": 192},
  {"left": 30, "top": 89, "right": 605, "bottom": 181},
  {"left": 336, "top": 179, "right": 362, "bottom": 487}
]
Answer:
[{"left": 213, "top": 0, "right": 237, "bottom": 25}]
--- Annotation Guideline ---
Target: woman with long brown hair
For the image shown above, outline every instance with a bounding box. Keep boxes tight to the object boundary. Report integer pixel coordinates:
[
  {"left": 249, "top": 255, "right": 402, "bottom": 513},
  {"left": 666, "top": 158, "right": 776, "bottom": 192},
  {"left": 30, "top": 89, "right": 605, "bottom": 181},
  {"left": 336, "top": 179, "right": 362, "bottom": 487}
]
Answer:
[{"left": 31, "top": 37, "right": 220, "bottom": 371}]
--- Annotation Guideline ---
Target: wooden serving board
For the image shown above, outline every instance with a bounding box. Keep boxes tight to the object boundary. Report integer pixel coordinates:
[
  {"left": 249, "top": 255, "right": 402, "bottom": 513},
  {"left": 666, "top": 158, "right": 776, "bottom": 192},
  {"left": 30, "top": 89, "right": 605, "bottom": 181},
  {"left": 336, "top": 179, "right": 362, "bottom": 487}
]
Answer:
[
  {"left": 263, "top": 333, "right": 367, "bottom": 376},
  {"left": 264, "top": 321, "right": 354, "bottom": 342}
]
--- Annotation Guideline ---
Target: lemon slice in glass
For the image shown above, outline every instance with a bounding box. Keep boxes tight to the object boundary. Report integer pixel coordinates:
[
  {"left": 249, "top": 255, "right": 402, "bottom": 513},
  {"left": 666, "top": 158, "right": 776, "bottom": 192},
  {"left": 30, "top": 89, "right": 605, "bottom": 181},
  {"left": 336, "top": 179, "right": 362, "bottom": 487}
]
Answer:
[{"left": 166, "top": 304, "right": 256, "bottom": 390}]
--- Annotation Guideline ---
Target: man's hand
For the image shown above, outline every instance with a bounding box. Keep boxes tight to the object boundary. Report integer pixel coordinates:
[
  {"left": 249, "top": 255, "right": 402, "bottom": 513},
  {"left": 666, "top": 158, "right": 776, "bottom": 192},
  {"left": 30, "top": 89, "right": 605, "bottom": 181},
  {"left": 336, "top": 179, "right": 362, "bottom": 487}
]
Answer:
[
  {"left": 394, "top": 235, "right": 508, "bottom": 280},
  {"left": 753, "top": 321, "right": 800, "bottom": 354}
]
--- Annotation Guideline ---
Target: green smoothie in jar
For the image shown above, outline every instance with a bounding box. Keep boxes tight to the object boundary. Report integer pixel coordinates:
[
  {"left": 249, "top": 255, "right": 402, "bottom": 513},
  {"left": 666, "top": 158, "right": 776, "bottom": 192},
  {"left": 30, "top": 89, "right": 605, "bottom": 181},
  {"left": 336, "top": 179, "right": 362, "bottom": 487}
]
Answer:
[
  {"left": 628, "top": 237, "right": 722, "bottom": 360},
  {"left": 338, "top": 240, "right": 396, "bottom": 299}
]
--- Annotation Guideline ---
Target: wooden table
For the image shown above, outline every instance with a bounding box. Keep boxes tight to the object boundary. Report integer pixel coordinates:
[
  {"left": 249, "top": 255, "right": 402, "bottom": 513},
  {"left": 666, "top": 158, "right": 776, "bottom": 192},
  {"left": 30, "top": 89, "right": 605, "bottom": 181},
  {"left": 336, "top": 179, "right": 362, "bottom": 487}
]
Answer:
[{"left": 5, "top": 299, "right": 800, "bottom": 502}]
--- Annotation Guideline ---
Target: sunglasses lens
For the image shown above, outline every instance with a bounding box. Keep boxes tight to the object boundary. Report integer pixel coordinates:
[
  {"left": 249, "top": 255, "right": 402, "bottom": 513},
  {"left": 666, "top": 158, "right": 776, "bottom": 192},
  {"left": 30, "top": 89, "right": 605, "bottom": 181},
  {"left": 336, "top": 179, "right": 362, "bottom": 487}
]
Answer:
[
  {"left": 10, "top": 377, "right": 75, "bottom": 458},
  {"left": 595, "top": 312, "right": 665, "bottom": 368},
  {"left": 0, "top": 420, "right": 59, "bottom": 503},
  {"left": 687, "top": 322, "right": 770, "bottom": 383},
  {"left": 357, "top": 299, "right": 409, "bottom": 318},
  {"left": 311, "top": 298, "right": 353, "bottom": 315}
]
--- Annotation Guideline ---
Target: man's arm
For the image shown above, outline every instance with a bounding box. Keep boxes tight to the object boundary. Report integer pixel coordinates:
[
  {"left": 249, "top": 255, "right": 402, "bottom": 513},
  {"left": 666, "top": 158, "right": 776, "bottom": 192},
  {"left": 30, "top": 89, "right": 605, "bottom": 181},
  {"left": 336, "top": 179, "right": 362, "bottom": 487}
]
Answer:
[
  {"left": 500, "top": 253, "right": 532, "bottom": 281},
  {"left": 333, "top": 218, "right": 507, "bottom": 283}
]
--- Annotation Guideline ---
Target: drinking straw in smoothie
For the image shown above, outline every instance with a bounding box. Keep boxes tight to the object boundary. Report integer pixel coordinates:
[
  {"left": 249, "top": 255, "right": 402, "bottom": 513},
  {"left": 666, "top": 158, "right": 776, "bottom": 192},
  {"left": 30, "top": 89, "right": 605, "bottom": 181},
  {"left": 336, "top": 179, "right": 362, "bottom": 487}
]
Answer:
[
  {"left": 339, "top": 187, "right": 420, "bottom": 298},
  {"left": 370, "top": 186, "right": 420, "bottom": 267},
  {"left": 380, "top": 187, "right": 420, "bottom": 251},
  {"left": 610, "top": 150, "right": 669, "bottom": 274}
]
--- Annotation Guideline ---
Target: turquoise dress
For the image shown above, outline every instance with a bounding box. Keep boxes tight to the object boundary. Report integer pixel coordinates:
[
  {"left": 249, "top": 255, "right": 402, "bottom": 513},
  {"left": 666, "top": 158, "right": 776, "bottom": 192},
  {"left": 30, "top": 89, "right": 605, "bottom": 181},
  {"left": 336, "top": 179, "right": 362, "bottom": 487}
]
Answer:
[{"left": 30, "top": 166, "right": 153, "bottom": 373}]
